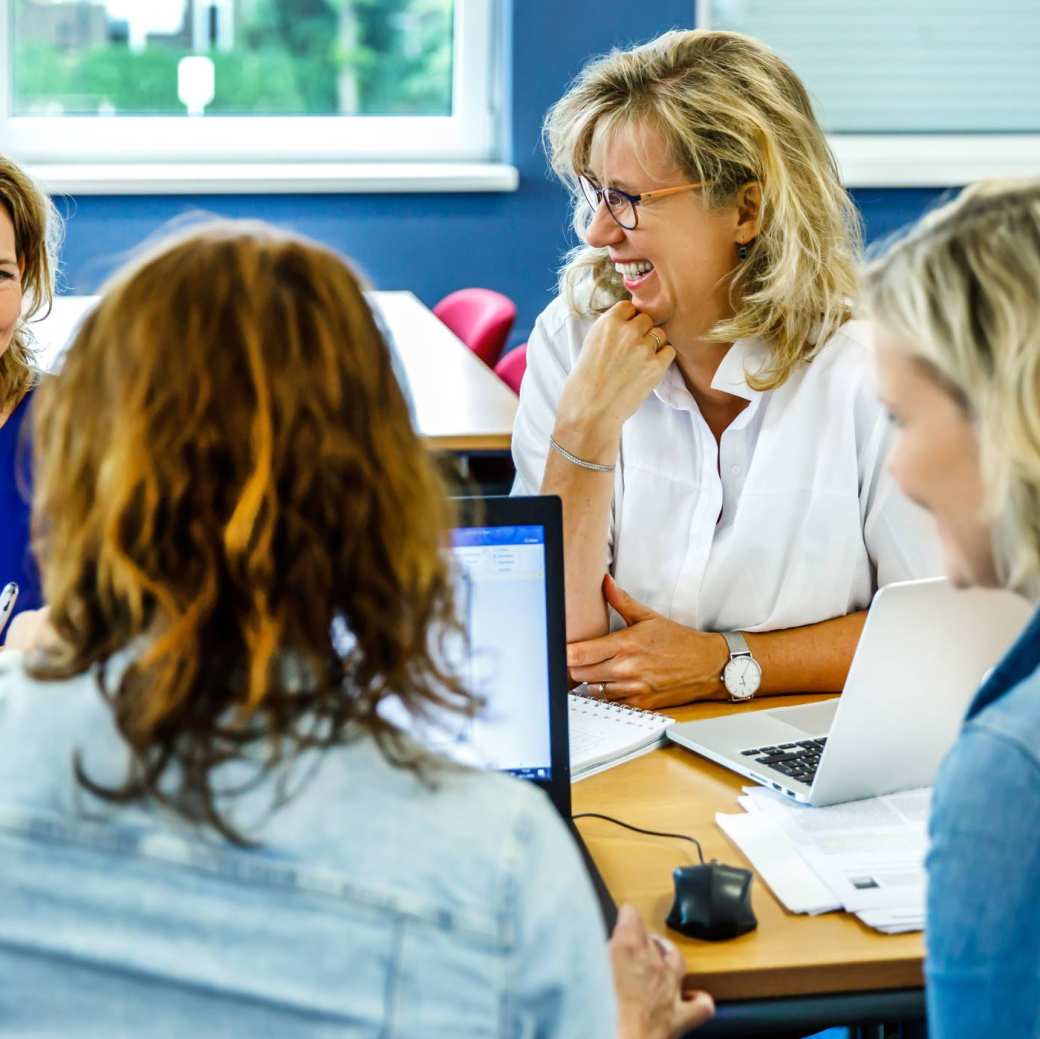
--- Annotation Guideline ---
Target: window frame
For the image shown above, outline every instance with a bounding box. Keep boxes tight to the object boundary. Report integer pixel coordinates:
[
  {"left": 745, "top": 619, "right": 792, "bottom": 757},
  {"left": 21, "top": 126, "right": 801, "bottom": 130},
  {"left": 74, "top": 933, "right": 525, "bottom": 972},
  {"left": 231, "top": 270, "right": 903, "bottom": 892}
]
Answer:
[
  {"left": 0, "top": 0, "right": 511, "bottom": 192},
  {"left": 698, "top": 0, "right": 1040, "bottom": 187}
]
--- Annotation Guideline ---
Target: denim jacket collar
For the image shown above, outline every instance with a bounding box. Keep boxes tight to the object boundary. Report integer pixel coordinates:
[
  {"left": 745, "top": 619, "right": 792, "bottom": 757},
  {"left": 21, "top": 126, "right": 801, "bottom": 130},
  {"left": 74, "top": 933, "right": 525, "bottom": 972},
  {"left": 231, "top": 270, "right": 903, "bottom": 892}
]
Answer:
[{"left": 965, "top": 601, "right": 1040, "bottom": 721}]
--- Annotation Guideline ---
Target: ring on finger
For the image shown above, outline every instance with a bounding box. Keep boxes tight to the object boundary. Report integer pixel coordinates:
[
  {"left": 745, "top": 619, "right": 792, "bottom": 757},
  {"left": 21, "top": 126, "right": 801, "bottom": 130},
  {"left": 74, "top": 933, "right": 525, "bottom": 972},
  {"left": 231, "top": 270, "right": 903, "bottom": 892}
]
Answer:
[{"left": 647, "top": 327, "right": 666, "bottom": 349}]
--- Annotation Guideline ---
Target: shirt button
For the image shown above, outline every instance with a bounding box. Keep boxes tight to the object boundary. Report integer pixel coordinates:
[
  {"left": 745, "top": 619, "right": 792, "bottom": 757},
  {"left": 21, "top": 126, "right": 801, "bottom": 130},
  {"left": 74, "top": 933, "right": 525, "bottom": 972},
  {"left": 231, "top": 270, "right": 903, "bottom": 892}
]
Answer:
[{"left": 729, "top": 464, "right": 741, "bottom": 475}]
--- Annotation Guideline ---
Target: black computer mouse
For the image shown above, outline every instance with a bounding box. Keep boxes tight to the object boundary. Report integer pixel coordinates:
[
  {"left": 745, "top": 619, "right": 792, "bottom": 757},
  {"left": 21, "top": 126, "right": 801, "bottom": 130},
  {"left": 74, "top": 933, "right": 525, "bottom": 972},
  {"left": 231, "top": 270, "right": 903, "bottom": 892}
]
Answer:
[{"left": 665, "top": 862, "right": 757, "bottom": 941}]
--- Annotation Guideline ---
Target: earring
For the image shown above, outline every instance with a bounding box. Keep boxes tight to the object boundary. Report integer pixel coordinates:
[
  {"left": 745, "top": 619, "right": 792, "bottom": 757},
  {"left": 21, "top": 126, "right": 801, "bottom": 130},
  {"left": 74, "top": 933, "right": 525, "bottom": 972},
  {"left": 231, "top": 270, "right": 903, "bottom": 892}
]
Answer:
[{"left": 737, "top": 243, "right": 750, "bottom": 260}]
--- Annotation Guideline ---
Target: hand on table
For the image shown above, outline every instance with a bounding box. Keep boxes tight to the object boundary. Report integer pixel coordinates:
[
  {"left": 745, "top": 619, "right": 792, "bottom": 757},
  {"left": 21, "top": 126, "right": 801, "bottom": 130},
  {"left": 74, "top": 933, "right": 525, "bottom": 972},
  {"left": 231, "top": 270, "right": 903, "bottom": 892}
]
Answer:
[
  {"left": 610, "top": 904, "right": 715, "bottom": 1039},
  {"left": 567, "top": 575, "right": 729, "bottom": 708},
  {"left": 554, "top": 300, "right": 675, "bottom": 454}
]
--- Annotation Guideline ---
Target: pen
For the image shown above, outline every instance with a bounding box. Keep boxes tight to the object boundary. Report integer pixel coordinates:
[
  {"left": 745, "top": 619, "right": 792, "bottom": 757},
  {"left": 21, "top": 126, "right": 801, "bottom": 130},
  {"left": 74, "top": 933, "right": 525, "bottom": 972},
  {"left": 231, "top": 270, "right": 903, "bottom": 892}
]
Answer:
[{"left": 0, "top": 582, "right": 19, "bottom": 637}]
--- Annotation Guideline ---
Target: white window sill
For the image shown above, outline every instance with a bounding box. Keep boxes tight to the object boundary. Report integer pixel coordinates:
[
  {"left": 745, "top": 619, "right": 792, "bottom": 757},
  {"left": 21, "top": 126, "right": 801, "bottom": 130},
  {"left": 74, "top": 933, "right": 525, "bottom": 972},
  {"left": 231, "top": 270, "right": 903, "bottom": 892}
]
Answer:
[
  {"left": 830, "top": 134, "right": 1040, "bottom": 187},
  {"left": 28, "top": 161, "right": 519, "bottom": 196}
]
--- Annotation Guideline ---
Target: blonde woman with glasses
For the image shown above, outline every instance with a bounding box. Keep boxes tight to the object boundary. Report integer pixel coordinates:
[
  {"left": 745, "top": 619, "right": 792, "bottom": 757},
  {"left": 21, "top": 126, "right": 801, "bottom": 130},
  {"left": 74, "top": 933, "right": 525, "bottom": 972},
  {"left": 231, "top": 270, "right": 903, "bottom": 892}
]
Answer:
[
  {"left": 865, "top": 179, "right": 1040, "bottom": 1038},
  {"left": 512, "top": 30, "right": 939, "bottom": 707}
]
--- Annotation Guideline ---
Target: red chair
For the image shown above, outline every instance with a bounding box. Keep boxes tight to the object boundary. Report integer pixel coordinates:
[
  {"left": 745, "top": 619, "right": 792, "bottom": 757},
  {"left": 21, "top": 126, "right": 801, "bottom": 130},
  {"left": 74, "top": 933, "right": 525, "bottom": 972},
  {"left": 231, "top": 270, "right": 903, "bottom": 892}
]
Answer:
[
  {"left": 494, "top": 342, "right": 527, "bottom": 395},
  {"left": 433, "top": 288, "right": 516, "bottom": 368}
]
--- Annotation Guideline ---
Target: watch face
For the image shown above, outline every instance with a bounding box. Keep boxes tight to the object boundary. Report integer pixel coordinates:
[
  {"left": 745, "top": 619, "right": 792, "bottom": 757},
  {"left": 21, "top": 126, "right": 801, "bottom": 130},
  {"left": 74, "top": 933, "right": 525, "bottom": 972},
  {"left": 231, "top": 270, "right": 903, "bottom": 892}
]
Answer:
[{"left": 724, "top": 655, "right": 762, "bottom": 699}]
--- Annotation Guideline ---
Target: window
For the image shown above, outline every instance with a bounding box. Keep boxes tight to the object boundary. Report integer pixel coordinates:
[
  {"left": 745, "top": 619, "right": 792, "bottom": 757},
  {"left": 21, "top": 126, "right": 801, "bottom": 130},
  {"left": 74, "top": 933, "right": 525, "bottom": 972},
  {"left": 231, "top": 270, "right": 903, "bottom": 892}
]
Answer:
[
  {"left": 0, "top": 0, "right": 510, "bottom": 191},
  {"left": 702, "top": 0, "right": 1040, "bottom": 185}
]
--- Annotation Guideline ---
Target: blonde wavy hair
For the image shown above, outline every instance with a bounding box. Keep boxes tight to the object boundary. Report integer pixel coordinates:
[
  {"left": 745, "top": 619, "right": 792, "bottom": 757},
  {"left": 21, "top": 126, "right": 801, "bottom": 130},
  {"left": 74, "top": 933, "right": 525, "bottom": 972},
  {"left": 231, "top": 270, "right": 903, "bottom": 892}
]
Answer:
[
  {"left": 30, "top": 220, "right": 473, "bottom": 842},
  {"left": 863, "top": 178, "right": 1040, "bottom": 593},
  {"left": 545, "top": 29, "right": 860, "bottom": 388},
  {"left": 0, "top": 155, "right": 61, "bottom": 409}
]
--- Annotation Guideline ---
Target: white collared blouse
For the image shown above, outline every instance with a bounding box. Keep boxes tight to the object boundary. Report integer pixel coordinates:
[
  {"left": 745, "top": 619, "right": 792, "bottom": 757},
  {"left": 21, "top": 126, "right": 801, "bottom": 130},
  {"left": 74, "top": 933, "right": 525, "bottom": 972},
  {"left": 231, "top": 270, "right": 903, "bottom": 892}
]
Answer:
[{"left": 512, "top": 296, "right": 942, "bottom": 634}]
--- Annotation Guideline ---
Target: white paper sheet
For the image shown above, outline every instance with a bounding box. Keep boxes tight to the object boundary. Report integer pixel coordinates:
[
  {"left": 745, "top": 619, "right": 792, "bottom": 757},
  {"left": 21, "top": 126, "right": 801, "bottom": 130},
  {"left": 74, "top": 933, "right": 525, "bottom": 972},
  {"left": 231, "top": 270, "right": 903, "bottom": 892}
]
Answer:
[
  {"left": 740, "top": 786, "right": 930, "bottom": 917},
  {"left": 856, "top": 907, "right": 925, "bottom": 934},
  {"left": 716, "top": 811, "right": 842, "bottom": 915}
]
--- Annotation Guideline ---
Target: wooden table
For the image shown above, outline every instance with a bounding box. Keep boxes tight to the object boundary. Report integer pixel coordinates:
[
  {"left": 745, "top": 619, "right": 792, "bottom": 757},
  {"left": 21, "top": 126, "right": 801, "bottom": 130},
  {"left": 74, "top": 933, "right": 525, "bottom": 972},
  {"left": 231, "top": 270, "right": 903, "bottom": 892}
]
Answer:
[
  {"left": 31, "top": 291, "right": 518, "bottom": 454},
  {"left": 374, "top": 291, "right": 518, "bottom": 453},
  {"left": 573, "top": 693, "right": 925, "bottom": 1032}
]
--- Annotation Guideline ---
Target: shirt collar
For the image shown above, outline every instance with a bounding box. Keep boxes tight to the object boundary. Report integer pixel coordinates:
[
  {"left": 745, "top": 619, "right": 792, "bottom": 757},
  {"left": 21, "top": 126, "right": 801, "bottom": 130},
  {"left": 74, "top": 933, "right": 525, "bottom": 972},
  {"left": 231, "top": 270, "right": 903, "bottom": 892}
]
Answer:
[
  {"left": 652, "top": 336, "right": 772, "bottom": 412},
  {"left": 709, "top": 336, "right": 772, "bottom": 402},
  {"left": 965, "top": 601, "right": 1040, "bottom": 721}
]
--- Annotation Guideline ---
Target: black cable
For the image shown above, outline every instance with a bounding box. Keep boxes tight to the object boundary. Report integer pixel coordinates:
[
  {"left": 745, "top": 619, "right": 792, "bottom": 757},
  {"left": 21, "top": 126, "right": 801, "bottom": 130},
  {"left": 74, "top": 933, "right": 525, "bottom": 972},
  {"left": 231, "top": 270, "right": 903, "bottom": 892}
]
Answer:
[{"left": 572, "top": 812, "right": 705, "bottom": 865}]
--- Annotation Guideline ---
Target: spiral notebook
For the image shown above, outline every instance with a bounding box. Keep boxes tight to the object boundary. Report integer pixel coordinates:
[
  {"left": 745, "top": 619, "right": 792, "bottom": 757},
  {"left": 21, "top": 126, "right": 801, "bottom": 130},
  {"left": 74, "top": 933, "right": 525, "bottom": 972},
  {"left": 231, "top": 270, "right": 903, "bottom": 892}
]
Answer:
[{"left": 569, "top": 690, "right": 676, "bottom": 781}]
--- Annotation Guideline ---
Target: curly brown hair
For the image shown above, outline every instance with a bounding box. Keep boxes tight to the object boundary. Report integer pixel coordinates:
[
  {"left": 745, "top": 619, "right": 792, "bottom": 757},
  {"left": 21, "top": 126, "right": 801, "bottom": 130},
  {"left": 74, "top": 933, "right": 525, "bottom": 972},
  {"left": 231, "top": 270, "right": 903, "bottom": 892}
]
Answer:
[
  {"left": 29, "top": 220, "right": 473, "bottom": 842},
  {"left": 0, "top": 154, "right": 61, "bottom": 410}
]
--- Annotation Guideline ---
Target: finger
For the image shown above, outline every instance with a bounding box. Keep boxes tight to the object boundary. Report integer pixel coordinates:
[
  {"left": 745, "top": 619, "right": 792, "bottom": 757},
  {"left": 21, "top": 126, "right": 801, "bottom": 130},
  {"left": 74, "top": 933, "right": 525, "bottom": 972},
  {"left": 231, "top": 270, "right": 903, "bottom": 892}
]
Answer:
[
  {"left": 615, "top": 686, "right": 687, "bottom": 709},
  {"left": 567, "top": 630, "right": 627, "bottom": 668},
  {"left": 650, "top": 933, "right": 684, "bottom": 974},
  {"left": 676, "top": 991, "right": 716, "bottom": 1031},
  {"left": 603, "top": 573, "right": 656, "bottom": 625},
  {"left": 568, "top": 661, "right": 638, "bottom": 685},
  {"left": 629, "top": 311, "right": 654, "bottom": 335},
  {"left": 614, "top": 693, "right": 662, "bottom": 709},
  {"left": 611, "top": 299, "right": 638, "bottom": 321},
  {"left": 653, "top": 344, "right": 676, "bottom": 370},
  {"left": 609, "top": 903, "right": 646, "bottom": 945},
  {"left": 643, "top": 329, "right": 667, "bottom": 351},
  {"left": 594, "top": 681, "right": 651, "bottom": 702}
]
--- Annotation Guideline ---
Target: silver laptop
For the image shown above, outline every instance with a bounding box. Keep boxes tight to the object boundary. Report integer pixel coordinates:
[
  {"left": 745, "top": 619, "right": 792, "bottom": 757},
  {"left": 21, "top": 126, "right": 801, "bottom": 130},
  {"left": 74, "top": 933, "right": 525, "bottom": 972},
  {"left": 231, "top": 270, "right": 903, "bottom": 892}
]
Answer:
[{"left": 667, "top": 578, "right": 1031, "bottom": 805}]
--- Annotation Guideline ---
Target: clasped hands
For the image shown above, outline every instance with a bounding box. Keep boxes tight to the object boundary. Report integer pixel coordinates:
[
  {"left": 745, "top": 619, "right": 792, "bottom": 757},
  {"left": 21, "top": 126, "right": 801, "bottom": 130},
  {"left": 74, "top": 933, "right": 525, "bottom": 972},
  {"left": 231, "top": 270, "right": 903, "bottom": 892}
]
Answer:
[{"left": 567, "top": 575, "right": 729, "bottom": 708}]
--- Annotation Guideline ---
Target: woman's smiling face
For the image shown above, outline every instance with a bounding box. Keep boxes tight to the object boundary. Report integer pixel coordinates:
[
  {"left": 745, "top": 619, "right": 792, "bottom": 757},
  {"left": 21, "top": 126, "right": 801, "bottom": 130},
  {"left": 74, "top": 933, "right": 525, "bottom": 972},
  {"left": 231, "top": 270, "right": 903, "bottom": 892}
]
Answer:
[
  {"left": 0, "top": 205, "right": 23, "bottom": 360},
  {"left": 582, "top": 120, "right": 749, "bottom": 339}
]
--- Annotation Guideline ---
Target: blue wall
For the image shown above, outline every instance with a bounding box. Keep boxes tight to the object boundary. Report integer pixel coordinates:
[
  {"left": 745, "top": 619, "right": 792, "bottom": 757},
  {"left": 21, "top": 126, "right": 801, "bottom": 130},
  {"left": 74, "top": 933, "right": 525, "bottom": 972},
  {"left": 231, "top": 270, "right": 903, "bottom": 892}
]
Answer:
[{"left": 53, "top": 2, "right": 949, "bottom": 350}]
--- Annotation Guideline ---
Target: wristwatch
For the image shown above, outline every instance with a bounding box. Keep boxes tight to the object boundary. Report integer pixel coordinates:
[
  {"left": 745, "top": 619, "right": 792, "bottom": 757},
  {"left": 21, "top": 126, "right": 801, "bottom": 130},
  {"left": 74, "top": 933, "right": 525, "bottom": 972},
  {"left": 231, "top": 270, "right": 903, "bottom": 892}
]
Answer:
[{"left": 721, "top": 631, "right": 762, "bottom": 702}]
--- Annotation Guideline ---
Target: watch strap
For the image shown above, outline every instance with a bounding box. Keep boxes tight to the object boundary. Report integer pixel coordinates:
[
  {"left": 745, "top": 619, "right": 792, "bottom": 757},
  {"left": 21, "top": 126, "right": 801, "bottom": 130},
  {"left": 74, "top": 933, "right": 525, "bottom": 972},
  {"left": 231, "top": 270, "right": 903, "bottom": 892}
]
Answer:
[
  {"left": 721, "top": 630, "right": 759, "bottom": 702},
  {"left": 722, "top": 630, "right": 751, "bottom": 659}
]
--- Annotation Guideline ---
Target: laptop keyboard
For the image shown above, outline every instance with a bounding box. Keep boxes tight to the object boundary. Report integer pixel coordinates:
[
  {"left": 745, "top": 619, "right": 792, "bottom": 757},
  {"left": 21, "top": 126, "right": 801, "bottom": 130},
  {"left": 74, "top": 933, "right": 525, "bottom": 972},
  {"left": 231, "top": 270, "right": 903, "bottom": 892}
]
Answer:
[{"left": 739, "top": 738, "right": 827, "bottom": 785}]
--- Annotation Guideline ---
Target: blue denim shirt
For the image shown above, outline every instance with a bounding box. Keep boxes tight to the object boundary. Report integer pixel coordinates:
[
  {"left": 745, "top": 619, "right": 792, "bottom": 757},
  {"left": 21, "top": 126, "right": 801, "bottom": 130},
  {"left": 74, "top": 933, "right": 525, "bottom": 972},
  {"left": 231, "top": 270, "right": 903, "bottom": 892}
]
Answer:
[
  {"left": 926, "top": 603, "right": 1040, "bottom": 1038},
  {"left": 0, "top": 652, "right": 614, "bottom": 1037}
]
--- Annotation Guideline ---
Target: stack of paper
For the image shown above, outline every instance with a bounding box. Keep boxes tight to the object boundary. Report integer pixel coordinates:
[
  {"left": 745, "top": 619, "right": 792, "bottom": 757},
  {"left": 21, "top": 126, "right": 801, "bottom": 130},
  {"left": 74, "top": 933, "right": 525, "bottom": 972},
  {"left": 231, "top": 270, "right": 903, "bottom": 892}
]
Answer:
[{"left": 716, "top": 786, "right": 930, "bottom": 933}]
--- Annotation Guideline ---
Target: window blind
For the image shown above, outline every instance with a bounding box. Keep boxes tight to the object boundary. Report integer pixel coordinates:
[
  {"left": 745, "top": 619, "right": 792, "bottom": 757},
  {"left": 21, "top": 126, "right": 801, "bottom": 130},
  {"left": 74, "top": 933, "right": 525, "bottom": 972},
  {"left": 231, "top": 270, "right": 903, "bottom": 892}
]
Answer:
[{"left": 708, "top": 0, "right": 1040, "bottom": 134}]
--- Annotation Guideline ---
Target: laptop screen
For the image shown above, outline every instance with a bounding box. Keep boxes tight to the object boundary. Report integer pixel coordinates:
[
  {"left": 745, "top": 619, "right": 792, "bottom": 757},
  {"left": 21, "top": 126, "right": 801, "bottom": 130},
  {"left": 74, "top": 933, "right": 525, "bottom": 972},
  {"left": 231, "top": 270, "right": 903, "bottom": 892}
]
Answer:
[
  {"left": 449, "top": 523, "right": 553, "bottom": 781},
  {"left": 377, "top": 496, "right": 571, "bottom": 813},
  {"left": 450, "top": 498, "right": 613, "bottom": 927}
]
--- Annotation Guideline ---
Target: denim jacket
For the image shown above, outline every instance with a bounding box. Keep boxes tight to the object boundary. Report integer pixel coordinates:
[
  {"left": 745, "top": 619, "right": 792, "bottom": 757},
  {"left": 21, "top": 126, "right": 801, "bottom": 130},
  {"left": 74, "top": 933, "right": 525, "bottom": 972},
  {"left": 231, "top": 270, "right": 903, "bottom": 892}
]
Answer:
[
  {"left": 926, "top": 604, "right": 1040, "bottom": 1038},
  {"left": 0, "top": 652, "right": 614, "bottom": 1037}
]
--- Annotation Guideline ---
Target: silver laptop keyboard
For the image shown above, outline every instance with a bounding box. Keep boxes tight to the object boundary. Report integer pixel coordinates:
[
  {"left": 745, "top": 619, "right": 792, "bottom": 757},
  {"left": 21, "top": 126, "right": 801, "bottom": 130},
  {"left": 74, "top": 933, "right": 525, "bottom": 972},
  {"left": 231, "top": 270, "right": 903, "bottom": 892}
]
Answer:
[{"left": 739, "top": 738, "right": 826, "bottom": 785}]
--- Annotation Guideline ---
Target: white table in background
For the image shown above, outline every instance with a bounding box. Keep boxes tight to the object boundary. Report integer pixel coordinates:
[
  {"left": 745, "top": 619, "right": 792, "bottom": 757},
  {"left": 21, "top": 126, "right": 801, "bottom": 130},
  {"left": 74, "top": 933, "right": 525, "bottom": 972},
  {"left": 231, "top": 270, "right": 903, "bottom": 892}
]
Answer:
[{"left": 32, "top": 291, "right": 518, "bottom": 454}]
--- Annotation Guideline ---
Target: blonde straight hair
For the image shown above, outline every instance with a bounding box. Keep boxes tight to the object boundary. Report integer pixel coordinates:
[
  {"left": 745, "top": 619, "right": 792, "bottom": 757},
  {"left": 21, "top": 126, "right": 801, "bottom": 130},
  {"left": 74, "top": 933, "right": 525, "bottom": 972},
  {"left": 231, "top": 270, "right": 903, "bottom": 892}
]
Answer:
[
  {"left": 545, "top": 29, "right": 861, "bottom": 389},
  {"left": 0, "top": 155, "right": 61, "bottom": 409},
  {"left": 863, "top": 178, "right": 1040, "bottom": 593}
]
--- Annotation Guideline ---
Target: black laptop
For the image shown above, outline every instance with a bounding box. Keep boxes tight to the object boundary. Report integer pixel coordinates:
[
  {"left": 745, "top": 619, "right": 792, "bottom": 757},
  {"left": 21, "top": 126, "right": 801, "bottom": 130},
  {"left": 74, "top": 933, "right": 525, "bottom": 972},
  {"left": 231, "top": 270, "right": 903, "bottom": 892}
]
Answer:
[{"left": 449, "top": 495, "right": 617, "bottom": 930}]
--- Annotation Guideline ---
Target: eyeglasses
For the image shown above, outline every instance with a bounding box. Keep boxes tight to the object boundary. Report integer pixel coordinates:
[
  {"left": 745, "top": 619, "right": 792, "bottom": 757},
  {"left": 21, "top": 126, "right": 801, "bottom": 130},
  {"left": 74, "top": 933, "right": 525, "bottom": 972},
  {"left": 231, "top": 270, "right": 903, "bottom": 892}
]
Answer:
[{"left": 578, "top": 175, "right": 704, "bottom": 230}]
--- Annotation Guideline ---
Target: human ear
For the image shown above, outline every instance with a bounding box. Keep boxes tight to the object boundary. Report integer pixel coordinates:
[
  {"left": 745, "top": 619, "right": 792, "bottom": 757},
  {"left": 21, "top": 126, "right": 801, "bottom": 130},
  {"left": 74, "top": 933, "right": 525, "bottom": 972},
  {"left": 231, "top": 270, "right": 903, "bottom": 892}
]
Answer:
[{"left": 734, "top": 182, "right": 762, "bottom": 244}]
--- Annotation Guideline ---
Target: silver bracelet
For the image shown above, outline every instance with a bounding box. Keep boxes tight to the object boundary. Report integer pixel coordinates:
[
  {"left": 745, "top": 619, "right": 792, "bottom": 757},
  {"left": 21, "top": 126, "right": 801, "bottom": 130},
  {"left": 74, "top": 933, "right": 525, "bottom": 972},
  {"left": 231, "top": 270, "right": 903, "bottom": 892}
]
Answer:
[{"left": 549, "top": 435, "right": 616, "bottom": 473}]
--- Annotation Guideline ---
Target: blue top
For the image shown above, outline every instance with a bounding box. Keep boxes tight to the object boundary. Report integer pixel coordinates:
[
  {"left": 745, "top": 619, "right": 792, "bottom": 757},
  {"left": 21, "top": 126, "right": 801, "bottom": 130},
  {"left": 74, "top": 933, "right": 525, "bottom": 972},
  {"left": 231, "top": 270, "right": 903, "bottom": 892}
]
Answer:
[
  {"left": 0, "top": 650, "right": 614, "bottom": 1036},
  {"left": 0, "top": 388, "right": 40, "bottom": 618},
  {"left": 926, "top": 601, "right": 1040, "bottom": 1037}
]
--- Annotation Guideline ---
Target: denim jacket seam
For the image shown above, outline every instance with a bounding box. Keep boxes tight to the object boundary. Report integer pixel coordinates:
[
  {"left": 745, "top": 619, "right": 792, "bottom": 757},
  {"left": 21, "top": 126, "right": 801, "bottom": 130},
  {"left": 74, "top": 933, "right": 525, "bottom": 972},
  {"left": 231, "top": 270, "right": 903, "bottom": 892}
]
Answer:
[
  {"left": 926, "top": 961, "right": 1040, "bottom": 982},
  {"left": 497, "top": 802, "right": 535, "bottom": 1038},
  {"left": 0, "top": 806, "right": 506, "bottom": 941},
  {"left": 962, "top": 718, "right": 1040, "bottom": 779},
  {"left": 378, "top": 913, "right": 405, "bottom": 1039}
]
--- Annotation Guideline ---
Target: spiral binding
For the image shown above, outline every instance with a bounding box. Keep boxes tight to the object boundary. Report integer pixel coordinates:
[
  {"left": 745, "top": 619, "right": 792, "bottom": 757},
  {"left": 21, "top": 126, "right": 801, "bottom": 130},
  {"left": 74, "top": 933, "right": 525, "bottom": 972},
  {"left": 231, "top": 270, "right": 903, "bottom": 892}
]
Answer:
[{"left": 571, "top": 692, "right": 661, "bottom": 723}]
